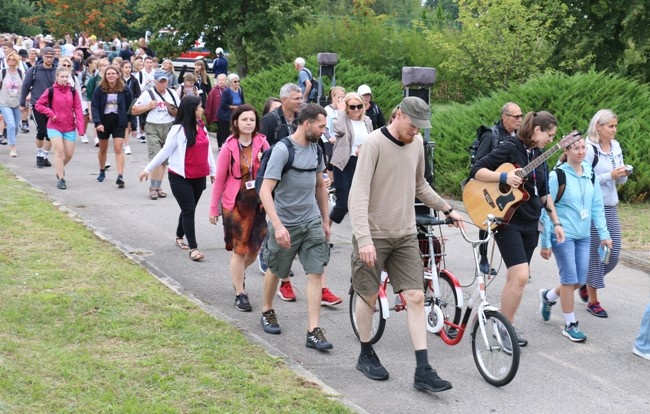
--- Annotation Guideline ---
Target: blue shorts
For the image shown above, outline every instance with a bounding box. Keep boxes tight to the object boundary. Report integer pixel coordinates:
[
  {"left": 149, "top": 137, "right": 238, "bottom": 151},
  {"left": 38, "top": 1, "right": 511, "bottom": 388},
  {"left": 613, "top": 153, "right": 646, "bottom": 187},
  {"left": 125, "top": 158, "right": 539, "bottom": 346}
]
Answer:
[
  {"left": 47, "top": 129, "right": 76, "bottom": 142},
  {"left": 551, "top": 237, "right": 590, "bottom": 285}
]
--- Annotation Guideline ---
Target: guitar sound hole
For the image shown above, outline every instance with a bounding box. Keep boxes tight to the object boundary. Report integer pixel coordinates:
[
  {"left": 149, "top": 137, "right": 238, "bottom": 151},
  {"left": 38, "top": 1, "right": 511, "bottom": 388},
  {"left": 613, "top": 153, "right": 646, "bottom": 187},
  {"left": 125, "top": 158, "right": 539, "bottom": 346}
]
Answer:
[{"left": 498, "top": 183, "right": 511, "bottom": 193}]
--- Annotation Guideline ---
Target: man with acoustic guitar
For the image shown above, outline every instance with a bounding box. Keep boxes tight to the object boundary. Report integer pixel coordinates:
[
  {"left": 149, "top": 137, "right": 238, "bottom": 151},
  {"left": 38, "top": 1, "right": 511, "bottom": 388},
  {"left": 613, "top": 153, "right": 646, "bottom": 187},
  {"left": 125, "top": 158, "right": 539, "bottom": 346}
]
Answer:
[{"left": 465, "top": 111, "right": 570, "bottom": 350}]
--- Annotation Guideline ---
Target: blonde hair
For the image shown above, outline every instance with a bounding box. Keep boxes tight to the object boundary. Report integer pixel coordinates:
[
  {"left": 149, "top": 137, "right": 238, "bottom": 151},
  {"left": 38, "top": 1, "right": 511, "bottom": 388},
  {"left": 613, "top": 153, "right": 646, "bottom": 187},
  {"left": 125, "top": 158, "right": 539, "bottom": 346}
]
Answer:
[{"left": 587, "top": 109, "right": 617, "bottom": 143}]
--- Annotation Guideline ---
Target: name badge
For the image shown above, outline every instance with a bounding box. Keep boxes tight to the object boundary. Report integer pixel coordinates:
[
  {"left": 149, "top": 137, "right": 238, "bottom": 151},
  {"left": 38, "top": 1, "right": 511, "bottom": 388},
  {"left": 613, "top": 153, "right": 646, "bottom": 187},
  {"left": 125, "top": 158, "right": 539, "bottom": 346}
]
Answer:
[
  {"left": 245, "top": 180, "right": 255, "bottom": 190},
  {"left": 580, "top": 209, "right": 589, "bottom": 220}
]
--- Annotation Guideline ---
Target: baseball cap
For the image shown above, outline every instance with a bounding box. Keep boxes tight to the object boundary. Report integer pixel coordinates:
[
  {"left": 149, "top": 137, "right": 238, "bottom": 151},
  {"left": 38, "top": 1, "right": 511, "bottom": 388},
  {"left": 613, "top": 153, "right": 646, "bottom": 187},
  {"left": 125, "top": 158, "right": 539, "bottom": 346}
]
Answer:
[
  {"left": 399, "top": 97, "right": 432, "bottom": 129},
  {"left": 42, "top": 46, "right": 55, "bottom": 56},
  {"left": 154, "top": 70, "right": 168, "bottom": 81},
  {"left": 18, "top": 49, "right": 28, "bottom": 58},
  {"left": 357, "top": 84, "right": 372, "bottom": 95},
  {"left": 216, "top": 47, "right": 224, "bottom": 54}
]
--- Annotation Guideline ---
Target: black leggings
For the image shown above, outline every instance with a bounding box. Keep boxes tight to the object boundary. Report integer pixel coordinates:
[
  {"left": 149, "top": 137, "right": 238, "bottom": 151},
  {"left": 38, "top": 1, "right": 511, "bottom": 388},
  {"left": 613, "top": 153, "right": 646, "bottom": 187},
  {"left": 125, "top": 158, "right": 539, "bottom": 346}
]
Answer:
[
  {"left": 33, "top": 108, "right": 49, "bottom": 141},
  {"left": 217, "top": 120, "right": 230, "bottom": 148},
  {"left": 169, "top": 172, "right": 206, "bottom": 249}
]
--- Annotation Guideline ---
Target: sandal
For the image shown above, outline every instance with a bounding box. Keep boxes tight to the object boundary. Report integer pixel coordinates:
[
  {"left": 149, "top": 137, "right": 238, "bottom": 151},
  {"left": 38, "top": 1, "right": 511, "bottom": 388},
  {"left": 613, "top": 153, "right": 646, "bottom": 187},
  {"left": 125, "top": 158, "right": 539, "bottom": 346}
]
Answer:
[
  {"left": 156, "top": 188, "right": 167, "bottom": 198},
  {"left": 189, "top": 249, "right": 204, "bottom": 261},
  {"left": 175, "top": 238, "right": 189, "bottom": 250},
  {"left": 149, "top": 188, "right": 158, "bottom": 200}
]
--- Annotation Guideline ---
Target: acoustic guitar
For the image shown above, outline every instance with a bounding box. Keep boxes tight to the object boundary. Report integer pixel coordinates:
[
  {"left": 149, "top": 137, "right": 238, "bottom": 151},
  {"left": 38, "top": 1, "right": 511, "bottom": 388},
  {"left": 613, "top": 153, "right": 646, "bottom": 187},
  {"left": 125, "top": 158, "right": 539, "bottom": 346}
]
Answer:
[{"left": 462, "top": 131, "right": 582, "bottom": 230}]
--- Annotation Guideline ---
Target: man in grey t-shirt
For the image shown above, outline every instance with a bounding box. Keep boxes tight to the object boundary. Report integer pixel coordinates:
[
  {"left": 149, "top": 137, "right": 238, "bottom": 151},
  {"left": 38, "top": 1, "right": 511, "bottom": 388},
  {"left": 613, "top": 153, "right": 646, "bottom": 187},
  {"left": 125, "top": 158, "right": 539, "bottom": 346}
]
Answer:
[{"left": 258, "top": 103, "right": 333, "bottom": 351}]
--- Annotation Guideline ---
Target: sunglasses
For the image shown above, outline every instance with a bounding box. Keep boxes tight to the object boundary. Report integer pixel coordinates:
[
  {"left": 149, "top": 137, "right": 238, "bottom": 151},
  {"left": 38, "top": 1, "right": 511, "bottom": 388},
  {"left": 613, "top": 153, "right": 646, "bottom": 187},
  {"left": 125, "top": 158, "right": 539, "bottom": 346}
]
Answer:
[
  {"left": 231, "top": 80, "right": 240, "bottom": 83},
  {"left": 348, "top": 104, "right": 364, "bottom": 110},
  {"left": 61, "top": 64, "right": 71, "bottom": 67}
]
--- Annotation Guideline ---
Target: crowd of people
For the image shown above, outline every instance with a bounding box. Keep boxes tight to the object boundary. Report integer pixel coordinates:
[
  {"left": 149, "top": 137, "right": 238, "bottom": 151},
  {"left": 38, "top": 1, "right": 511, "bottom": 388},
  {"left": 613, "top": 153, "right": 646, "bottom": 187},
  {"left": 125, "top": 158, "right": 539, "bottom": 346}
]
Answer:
[{"left": 2, "top": 30, "right": 648, "bottom": 394}]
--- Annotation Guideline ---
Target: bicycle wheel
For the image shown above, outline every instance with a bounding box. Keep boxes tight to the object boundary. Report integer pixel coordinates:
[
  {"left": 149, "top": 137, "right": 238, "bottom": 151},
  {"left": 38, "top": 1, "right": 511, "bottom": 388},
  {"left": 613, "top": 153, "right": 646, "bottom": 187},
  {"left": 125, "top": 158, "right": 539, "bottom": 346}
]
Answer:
[
  {"left": 349, "top": 289, "right": 385, "bottom": 344},
  {"left": 471, "top": 310, "right": 520, "bottom": 387},
  {"left": 425, "top": 270, "right": 461, "bottom": 337}
]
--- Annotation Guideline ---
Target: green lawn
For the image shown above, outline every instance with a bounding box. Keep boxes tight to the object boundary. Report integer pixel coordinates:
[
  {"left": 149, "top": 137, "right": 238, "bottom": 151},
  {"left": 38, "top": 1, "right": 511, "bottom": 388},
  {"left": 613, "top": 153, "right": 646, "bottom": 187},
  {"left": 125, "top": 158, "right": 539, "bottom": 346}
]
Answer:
[{"left": 0, "top": 165, "right": 351, "bottom": 413}]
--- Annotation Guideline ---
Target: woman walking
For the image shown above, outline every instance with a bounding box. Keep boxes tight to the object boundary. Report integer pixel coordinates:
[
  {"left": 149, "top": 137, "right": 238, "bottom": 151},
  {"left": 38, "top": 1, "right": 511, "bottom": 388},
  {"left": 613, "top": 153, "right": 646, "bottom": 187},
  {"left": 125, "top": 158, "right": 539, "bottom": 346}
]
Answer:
[
  {"left": 121, "top": 60, "right": 141, "bottom": 155},
  {"left": 216, "top": 73, "right": 244, "bottom": 148},
  {"left": 34, "top": 66, "right": 85, "bottom": 189},
  {"left": 91, "top": 66, "right": 133, "bottom": 188},
  {"left": 209, "top": 104, "right": 270, "bottom": 311},
  {"left": 538, "top": 137, "right": 612, "bottom": 342},
  {"left": 0, "top": 52, "right": 24, "bottom": 158},
  {"left": 139, "top": 95, "right": 215, "bottom": 261}
]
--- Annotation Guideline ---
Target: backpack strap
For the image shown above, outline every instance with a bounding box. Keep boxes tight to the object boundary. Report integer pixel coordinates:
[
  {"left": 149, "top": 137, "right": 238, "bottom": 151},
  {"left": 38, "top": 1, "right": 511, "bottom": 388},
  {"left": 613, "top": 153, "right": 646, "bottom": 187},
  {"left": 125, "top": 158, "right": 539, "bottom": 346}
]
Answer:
[
  {"left": 48, "top": 87, "right": 54, "bottom": 107},
  {"left": 271, "top": 109, "right": 283, "bottom": 143},
  {"left": 166, "top": 88, "right": 177, "bottom": 106},
  {"left": 554, "top": 167, "right": 595, "bottom": 204},
  {"left": 590, "top": 144, "right": 599, "bottom": 169},
  {"left": 279, "top": 137, "right": 295, "bottom": 175}
]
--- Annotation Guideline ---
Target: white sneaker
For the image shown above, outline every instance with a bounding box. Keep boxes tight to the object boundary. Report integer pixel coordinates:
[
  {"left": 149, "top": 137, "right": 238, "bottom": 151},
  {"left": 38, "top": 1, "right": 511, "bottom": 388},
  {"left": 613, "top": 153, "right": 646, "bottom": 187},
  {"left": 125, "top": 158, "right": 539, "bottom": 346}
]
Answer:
[
  {"left": 94, "top": 137, "right": 99, "bottom": 147},
  {"left": 81, "top": 135, "right": 89, "bottom": 143},
  {"left": 105, "top": 161, "right": 111, "bottom": 169},
  {"left": 124, "top": 145, "right": 132, "bottom": 155}
]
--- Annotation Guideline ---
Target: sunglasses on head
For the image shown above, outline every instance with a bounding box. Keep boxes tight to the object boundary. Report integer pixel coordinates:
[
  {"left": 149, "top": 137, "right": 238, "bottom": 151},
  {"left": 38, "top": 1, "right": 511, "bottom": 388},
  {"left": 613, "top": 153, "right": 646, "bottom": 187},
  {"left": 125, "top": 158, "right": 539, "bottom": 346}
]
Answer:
[{"left": 348, "top": 104, "right": 364, "bottom": 110}]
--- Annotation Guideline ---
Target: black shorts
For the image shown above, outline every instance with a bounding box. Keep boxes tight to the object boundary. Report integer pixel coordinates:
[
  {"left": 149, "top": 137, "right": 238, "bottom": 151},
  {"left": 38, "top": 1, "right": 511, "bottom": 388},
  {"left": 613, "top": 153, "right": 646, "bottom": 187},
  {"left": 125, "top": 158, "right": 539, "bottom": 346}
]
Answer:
[
  {"left": 494, "top": 218, "right": 539, "bottom": 268},
  {"left": 97, "top": 113, "right": 126, "bottom": 139}
]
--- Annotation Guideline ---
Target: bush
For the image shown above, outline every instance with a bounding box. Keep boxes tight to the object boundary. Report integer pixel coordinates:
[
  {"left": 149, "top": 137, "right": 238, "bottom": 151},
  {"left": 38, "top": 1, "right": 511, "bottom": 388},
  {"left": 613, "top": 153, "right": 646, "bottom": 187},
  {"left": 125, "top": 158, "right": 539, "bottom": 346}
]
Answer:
[{"left": 430, "top": 71, "right": 650, "bottom": 202}]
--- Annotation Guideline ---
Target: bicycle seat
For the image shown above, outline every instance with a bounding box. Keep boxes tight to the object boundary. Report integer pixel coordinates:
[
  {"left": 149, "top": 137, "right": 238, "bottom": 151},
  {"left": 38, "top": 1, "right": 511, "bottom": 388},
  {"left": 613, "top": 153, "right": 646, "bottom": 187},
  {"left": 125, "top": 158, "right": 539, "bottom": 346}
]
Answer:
[{"left": 415, "top": 213, "right": 447, "bottom": 227}]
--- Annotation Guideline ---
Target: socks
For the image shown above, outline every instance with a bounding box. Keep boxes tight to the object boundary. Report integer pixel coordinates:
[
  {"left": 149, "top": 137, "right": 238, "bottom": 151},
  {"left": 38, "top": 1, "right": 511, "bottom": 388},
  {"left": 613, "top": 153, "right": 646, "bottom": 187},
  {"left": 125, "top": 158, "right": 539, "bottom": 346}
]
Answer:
[
  {"left": 37, "top": 149, "right": 44, "bottom": 157},
  {"left": 563, "top": 312, "right": 576, "bottom": 327},
  {"left": 415, "top": 349, "right": 429, "bottom": 368},
  {"left": 42, "top": 150, "right": 49, "bottom": 159},
  {"left": 546, "top": 289, "right": 560, "bottom": 302},
  {"left": 360, "top": 341, "right": 373, "bottom": 355}
]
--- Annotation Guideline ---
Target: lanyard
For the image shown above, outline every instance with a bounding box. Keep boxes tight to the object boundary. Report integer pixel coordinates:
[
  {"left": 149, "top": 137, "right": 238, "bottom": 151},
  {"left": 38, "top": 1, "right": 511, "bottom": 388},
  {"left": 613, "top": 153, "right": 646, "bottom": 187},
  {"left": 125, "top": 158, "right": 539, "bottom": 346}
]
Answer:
[{"left": 238, "top": 142, "right": 254, "bottom": 179}]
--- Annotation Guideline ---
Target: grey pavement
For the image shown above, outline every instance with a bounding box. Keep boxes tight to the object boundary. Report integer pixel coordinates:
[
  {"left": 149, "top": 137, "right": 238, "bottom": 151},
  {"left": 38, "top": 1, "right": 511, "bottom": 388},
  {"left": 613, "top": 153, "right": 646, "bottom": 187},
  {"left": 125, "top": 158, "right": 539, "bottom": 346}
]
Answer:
[{"left": 3, "top": 129, "right": 650, "bottom": 413}]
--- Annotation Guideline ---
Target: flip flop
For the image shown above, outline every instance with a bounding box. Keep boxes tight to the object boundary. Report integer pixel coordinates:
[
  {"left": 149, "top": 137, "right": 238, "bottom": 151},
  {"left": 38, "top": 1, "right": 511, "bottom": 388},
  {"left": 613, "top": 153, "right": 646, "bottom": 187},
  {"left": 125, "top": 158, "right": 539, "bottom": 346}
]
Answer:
[
  {"left": 176, "top": 238, "right": 189, "bottom": 250},
  {"left": 189, "top": 249, "right": 204, "bottom": 261}
]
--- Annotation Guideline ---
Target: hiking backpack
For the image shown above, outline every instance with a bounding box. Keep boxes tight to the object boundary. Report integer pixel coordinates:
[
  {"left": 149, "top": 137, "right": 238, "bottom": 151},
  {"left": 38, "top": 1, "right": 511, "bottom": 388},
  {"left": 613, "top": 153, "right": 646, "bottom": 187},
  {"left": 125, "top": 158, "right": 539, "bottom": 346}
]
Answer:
[
  {"left": 301, "top": 68, "right": 318, "bottom": 102},
  {"left": 468, "top": 124, "right": 500, "bottom": 168},
  {"left": 255, "top": 136, "right": 323, "bottom": 196}
]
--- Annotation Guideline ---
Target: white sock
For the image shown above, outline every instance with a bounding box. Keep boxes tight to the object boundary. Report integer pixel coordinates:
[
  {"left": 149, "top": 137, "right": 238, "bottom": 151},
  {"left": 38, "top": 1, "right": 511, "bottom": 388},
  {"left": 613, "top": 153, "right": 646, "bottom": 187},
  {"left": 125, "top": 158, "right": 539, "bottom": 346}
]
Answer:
[
  {"left": 563, "top": 312, "right": 576, "bottom": 327},
  {"left": 42, "top": 150, "right": 49, "bottom": 158},
  {"left": 546, "top": 289, "right": 560, "bottom": 302}
]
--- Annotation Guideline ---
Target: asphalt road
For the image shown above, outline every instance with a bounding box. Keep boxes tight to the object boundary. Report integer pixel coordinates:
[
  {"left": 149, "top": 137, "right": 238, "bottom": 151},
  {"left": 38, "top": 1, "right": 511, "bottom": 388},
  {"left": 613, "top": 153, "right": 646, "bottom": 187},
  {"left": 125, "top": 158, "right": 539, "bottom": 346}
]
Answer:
[{"left": 3, "top": 130, "right": 650, "bottom": 413}]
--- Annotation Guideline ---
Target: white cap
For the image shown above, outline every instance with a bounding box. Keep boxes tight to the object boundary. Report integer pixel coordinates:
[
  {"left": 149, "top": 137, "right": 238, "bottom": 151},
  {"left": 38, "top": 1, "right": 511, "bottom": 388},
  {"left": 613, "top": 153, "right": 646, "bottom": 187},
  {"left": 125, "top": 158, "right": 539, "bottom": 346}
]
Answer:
[
  {"left": 357, "top": 84, "right": 372, "bottom": 95},
  {"left": 216, "top": 47, "right": 224, "bottom": 54}
]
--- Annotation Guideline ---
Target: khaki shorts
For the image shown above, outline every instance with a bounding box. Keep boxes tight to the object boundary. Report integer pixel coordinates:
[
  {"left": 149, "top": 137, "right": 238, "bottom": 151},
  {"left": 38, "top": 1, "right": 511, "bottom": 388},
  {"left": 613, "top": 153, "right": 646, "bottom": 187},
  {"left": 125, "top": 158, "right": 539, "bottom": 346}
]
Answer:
[
  {"left": 263, "top": 217, "right": 330, "bottom": 278},
  {"left": 145, "top": 122, "right": 173, "bottom": 160},
  {"left": 351, "top": 234, "right": 424, "bottom": 296}
]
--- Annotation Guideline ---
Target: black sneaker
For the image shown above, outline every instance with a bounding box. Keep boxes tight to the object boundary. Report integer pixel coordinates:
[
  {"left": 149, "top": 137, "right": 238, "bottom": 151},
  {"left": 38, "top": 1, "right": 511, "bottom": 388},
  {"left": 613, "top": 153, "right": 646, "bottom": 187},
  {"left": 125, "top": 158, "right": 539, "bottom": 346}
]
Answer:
[
  {"left": 235, "top": 293, "right": 252, "bottom": 312},
  {"left": 414, "top": 366, "right": 452, "bottom": 392},
  {"left": 261, "top": 309, "right": 281, "bottom": 334},
  {"left": 56, "top": 178, "right": 66, "bottom": 190},
  {"left": 357, "top": 350, "right": 389, "bottom": 380},
  {"left": 116, "top": 175, "right": 125, "bottom": 188},
  {"left": 306, "top": 327, "right": 333, "bottom": 350},
  {"left": 36, "top": 156, "right": 44, "bottom": 168},
  {"left": 139, "top": 136, "right": 146, "bottom": 143},
  {"left": 43, "top": 157, "right": 51, "bottom": 167}
]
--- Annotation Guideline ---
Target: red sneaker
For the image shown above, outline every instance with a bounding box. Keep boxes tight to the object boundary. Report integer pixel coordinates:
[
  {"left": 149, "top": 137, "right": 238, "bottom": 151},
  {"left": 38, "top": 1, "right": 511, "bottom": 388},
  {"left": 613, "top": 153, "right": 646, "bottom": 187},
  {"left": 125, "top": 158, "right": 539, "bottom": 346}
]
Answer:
[
  {"left": 321, "top": 288, "right": 342, "bottom": 306},
  {"left": 278, "top": 281, "right": 296, "bottom": 302}
]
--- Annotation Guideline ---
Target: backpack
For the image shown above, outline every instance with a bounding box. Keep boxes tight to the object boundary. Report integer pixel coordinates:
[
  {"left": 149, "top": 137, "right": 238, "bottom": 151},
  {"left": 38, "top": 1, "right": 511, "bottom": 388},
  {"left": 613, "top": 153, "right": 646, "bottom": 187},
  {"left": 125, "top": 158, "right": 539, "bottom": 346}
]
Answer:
[
  {"left": 468, "top": 125, "right": 500, "bottom": 168},
  {"left": 128, "top": 88, "right": 177, "bottom": 126},
  {"left": 301, "top": 68, "right": 318, "bottom": 102},
  {"left": 47, "top": 85, "right": 76, "bottom": 107},
  {"left": 0, "top": 68, "right": 24, "bottom": 88},
  {"left": 255, "top": 136, "right": 323, "bottom": 197},
  {"left": 268, "top": 108, "right": 295, "bottom": 145},
  {"left": 553, "top": 167, "right": 596, "bottom": 204}
]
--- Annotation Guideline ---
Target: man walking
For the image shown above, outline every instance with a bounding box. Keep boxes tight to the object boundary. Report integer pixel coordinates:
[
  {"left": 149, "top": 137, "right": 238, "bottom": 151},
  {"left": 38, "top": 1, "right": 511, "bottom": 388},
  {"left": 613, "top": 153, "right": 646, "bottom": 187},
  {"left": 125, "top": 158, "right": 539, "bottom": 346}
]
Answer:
[
  {"left": 258, "top": 103, "right": 334, "bottom": 350},
  {"left": 349, "top": 97, "right": 463, "bottom": 391}
]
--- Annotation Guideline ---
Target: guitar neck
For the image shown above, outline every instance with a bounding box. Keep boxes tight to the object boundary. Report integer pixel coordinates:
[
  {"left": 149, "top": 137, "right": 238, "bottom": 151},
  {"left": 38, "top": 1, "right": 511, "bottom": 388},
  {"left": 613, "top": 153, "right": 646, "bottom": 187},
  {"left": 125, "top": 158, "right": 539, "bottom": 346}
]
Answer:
[{"left": 517, "top": 143, "right": 561, "bottom": 177}]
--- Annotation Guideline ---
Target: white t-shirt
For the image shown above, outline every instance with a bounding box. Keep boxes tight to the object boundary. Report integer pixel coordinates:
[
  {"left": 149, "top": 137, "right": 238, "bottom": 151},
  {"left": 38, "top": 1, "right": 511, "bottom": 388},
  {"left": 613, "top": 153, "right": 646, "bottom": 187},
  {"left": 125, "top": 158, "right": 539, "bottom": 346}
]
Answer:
[
  {"left": 134, "top": 88, "right": 179, "bottom": 124},
  {"left": 351, "top": 119, "right": 369, "bottom": 156},
  {"left": 323, "top": 104, "right": 339, "bottom": 142},
  {"left": 138, "top": 69, "right": 155, "bottom": 91}
]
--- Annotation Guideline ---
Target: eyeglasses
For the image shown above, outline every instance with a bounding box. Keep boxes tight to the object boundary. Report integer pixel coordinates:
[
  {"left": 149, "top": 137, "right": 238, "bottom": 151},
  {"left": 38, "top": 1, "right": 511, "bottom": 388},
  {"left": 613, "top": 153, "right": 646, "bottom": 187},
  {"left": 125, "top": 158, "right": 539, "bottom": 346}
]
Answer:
[
  {"left": 506, "top": 114, "right": 523, "bottom": 119},
  {"left": 348, "top": 104, "right": 364, "bottom": 110}
]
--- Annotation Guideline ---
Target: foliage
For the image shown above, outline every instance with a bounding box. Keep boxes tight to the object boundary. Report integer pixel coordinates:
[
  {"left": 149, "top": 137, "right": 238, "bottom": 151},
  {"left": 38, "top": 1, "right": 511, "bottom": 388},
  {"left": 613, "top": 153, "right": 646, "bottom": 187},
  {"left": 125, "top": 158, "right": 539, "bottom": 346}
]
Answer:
[
  {"left": 1, "top": 0, "right": 41, "bottom": 35},
  {"left": 137, "top": 0, "right": 317, "bottom": 76},
  {"left": 428, "top": 71, "right": 650, "bottom": 202},
  {"left": 241, "top": 57, "right": 404, "bottom": 118},
  {"left": 425, "top": 0, "right": 575, "bottom": 100},
  {"left": 22, "top": 0, "right": 130, "bottom": 39}
]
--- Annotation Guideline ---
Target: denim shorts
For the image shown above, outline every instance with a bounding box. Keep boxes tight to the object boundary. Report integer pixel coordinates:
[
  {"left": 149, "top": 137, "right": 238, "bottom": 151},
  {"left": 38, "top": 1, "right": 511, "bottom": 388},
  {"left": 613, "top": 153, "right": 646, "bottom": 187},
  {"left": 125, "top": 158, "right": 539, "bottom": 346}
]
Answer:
[
  {"left": 47, "top": 128, "right": 76, "bottom": 142},
  {"left": 551, "top": 237, "right": 590, "bottom": 285}
]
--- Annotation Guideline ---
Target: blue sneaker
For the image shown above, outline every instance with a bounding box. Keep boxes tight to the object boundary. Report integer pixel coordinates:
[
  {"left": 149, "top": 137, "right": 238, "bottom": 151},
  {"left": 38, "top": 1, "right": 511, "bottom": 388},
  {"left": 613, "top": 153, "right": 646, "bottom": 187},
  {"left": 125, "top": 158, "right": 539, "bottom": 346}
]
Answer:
[
  {"left": 258, "top": 250, "right": 268, "bottom": 273},
  {"left": 539, "top": 289, "right": 556, "bottom": 321},
  {"left": 563, "top": 322, "right": 587, "bottom": 342},
  {"left": 260, "top": 309, "right": 281, "bottom": 334}
]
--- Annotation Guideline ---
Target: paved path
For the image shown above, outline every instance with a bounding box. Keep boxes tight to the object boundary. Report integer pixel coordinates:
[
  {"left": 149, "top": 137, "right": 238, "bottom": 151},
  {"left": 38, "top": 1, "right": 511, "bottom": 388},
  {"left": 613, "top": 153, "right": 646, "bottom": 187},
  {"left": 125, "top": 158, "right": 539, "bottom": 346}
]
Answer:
[{"left": 3, "top": 131, "right": 649, "bottom": 413}]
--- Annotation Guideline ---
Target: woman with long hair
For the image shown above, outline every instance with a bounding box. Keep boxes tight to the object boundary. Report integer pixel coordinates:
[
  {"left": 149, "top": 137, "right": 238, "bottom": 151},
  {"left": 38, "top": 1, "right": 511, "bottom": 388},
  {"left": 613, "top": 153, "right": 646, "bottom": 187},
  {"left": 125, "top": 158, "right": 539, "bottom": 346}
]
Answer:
[
  {"left": 209, "top": 104, "right": 270, "bottom": 311},
  {"left": 34, "top": 66, "right": 85, "bottom": 189},
  {"left": 470, "top": 111, "right": 565, "bottom": 349},
  {"left": 121, "top": 59, "right": 141, "bottom": 155},
  {"left": 161, "top": 59, "right": 178, "bottom": 88},
  {"left": 139, "top": 95, "right": 216, "bottom": 261},
  {"left": 178, "top": 60, "right": 212, "bottom": 105},
  {"left": 216, "top": 73, "right": 244, "bottom": 147},
  {"left": 91, "top": 66, "right": 133, "bottom": 187},
  {"left": 580, "top": 109, "right": 631, "bottom": 317},
  {"left": 0, "top": 52, "right": 24, "bottom": 157},
  {"left": 329, "top": 92, "right": 373, "bottom": 224}
]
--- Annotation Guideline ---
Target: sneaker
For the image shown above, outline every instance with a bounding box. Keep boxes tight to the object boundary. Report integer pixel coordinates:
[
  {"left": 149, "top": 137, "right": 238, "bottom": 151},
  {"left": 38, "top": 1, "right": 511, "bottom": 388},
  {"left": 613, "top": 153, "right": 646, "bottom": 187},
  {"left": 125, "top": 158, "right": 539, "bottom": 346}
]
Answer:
[
  {"left": 306, "top": 327, "right": 333, "bottom": 350},
  {"left": 496, "top": 322, "right": 513, "bottom": 355},
  {"left": 139, "top": 136, "right": 146, "bottom": 143},
  {"left": 116, "top": 175, "right": 125, "bottom": 188},
  {"left": 258, "top": 251, "right": 268, "bottom": 273},
  {"left": 81, "top": 135, "right": 89, "bottom": 143},
  {"left": 321, "top": 288, "right": 342, "bottom": 306},
  {"left": 278, "top": 281, "right": 296, "bottom": 302},
  {"left": 235, "top": 293, "right": 252, "bottom": 312},
  {"left": 357, "top": 350, "right": 389, "bottom": 380},
  {"left": 633, "top": 346, "right": 650, "bottom": 360},
  {"left": 21, "top": 122, "right": 29, "bottom": 133},
  {"left": 563, "top": 322, "right": 587, "bottom": 342},
  {"left": 516, "top": 329, "right": 528, "bottom": 347},
  {"left": 0, "top": 137, "right": 7, "bottom": 145},
  {"left": 414, "top": 366, "right": 452, "bottom": 393},
  {"left": 587, "top": 301, "right": 608, "bottom": 318},
  {"left": 56, "top": 178, "right": 66, "bottom": 190},
  {"left": 539, "top": 289, "right": 556, "bottom": 321},
  {"left": 104, "top": 162, "right": 111, "bottom": 169},
  {"left": 43, "top": 157, "right": 51, "bottom": 167},
  {"left": 36, "top": 156, "right": 44, "bottom": 168},
  {"left": 579, "top": 285, "right": 589, "bottom": 303},
  {"left": 124, "top": 145, "right": 132, "bottom": 155},
  {"left": 94, "top": 137, "right": 99, "bottom": 147},
  {"left": 260, "top": 309, "right": 281, "bottom": 334},
  {"left": 97, "top": 170, "right": 106, "bottom": 182},
  {"left": 9, "top": 149, "right": 17, "bottom": 157},
  {"left": 479, "top": 261, "right": 497, "bottom": 276}
]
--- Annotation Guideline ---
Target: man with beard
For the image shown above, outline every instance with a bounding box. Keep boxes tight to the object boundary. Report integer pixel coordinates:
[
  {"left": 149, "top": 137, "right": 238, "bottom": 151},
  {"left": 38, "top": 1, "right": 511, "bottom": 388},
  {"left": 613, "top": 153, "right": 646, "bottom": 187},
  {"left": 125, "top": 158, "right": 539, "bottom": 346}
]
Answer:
[
  {"left": 258, "top": 103, "right": 334, "bottom": 351},
  {"left": 348, "top": 97, "right": 463, "bottom": 392}
]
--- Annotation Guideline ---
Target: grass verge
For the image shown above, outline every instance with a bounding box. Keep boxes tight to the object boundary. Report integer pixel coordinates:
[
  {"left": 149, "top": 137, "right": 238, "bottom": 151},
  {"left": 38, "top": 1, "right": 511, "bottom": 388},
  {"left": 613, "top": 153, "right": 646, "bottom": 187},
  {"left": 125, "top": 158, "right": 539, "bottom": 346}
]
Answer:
[
  {"left": 0, "top": 166, "right": 351, "bottom": 413},
  {"left": 618, "top": 202, "right": 650, "bottom": 251}
]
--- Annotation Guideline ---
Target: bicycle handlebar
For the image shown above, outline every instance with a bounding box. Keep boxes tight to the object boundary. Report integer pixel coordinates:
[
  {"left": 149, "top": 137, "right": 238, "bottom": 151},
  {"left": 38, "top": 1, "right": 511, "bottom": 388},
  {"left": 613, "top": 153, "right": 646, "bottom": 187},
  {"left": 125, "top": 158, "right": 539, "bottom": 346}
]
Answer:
[{"left": 455, "top": 214, "right": 502, "bottom": 245}]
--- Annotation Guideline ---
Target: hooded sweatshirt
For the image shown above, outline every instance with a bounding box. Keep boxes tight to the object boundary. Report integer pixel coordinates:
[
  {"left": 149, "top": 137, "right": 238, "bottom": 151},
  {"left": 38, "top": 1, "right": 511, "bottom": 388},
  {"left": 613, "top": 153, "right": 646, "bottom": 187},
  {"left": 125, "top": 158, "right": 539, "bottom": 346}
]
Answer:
[{"left": 19, "top": 63, "right": 56, "bottom": 106}]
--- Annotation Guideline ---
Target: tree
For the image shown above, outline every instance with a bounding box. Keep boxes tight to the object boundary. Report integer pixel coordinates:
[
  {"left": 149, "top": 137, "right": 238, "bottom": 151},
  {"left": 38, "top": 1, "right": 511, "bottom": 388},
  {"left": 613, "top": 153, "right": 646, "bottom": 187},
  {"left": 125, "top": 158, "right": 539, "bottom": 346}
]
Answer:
[
  {"left": 1, "top": 0, "right": 40, "bottom": 35},
  {"left": 22, "top": 0, "right": 130, "bottom": 39},
  {"left": 137, "top": 0, "right": 317, "bottom": 76}
]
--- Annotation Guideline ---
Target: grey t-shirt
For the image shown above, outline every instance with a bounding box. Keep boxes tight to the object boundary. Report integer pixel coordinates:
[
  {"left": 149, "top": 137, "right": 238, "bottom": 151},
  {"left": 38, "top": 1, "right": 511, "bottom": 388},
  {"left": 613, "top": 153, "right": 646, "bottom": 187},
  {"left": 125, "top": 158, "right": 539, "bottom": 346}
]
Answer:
[{"left": 265, "top": 138, "right": 324, "bottom": 226}]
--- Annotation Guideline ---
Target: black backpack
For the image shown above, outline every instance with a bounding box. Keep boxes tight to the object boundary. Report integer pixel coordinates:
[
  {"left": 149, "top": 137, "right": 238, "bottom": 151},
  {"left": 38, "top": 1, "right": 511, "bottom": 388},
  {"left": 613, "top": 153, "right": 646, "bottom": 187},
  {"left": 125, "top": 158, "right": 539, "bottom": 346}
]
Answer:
[
  {"left": 47, "top": 85, "right": 76, "bottom": 107},
  {"left": 468, "top": 124, "right": 500, "bottom": 168},
  {"left": 255, "top": 136, "right": 323, "bottom": 197},
  {"left": 554, "top": 146, "right": 599, "bottom": 204},
  {"left": 301, "top": 68, "right": 318, "bottom": 102}
]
